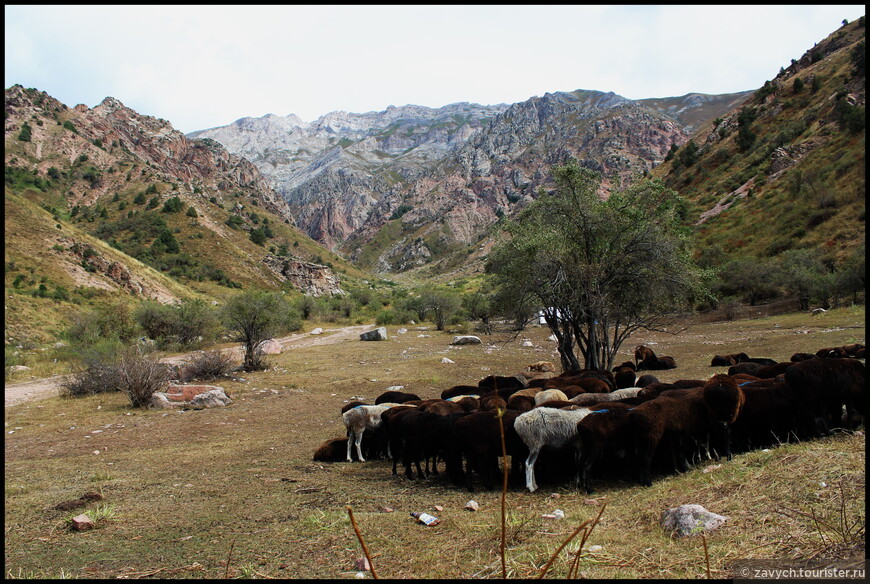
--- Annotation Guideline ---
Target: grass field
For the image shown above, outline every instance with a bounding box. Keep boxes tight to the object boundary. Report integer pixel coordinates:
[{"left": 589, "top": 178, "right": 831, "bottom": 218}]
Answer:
[{"left": 4, "top": 306, "right": 865, "bottom": 579}]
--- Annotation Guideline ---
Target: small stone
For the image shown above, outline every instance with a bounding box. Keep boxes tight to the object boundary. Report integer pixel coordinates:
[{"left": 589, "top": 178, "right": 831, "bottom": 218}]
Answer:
[
  {"left": 355, "top": 557, "right": 370, "bottom": 571},
  {"left": 702, "top": 464, "right": 722, "bottom": 473},
  {"left": 464, "top": 500, "right": 479, "bottom": 511},
  {"left": 71, "top": 514, "right": 95, "bottom": 531},
  {"left": 441, "top": 357, "right": 455, "bottom": 364},
  {"left": 587, "top": 545, "right": 603, "bottom": 552},
  {"left": 433, "top": 505, "right": 443, "bottom": 512},
  {"left": 660, "top": 504, "right": 728, "bottom": 538}
]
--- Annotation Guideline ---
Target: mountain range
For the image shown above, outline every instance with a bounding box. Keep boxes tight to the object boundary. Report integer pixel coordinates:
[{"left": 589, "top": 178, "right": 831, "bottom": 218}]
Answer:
[{"left": 4, "top": 17, "right": 864, "bottom": 346}]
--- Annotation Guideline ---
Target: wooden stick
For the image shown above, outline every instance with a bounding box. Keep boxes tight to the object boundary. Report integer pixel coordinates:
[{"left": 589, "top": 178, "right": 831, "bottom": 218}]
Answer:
[{"left": 346, "top": 506, "right": 379, "bottom": 579}]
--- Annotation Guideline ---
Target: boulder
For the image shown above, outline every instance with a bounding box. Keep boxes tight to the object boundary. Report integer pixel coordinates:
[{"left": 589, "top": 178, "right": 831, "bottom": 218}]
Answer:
[
  {"left": 188, "top": 388, "right": 233, "bottom": 409},
  {"left": 257, "top": 339, "right": 282, "bottom": 354},
  {"left": 310, "top": 327, "right": 323, "bottom": 335},
  {"left": 441, "top": 357, "right": 455, "bottom": 364},
  {"left": 360, "top": 327, "right": 388, "bottom": 341},
  {"left": 451, "top": 335, "right": 482, "bottom": 345},
  {"left": 148, "top": 392, "right": 176, "bottom": 410},
  {"left": 660, "top": 504, "right": 728, "bottom": 538}
]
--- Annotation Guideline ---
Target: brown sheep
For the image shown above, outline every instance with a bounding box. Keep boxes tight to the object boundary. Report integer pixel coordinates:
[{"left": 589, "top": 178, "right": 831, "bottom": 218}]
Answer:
[{"left": 702, "top": 374, "right": 746, "bottom": 461}]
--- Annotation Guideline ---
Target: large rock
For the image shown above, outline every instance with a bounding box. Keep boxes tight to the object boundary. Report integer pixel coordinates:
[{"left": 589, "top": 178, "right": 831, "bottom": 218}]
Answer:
[
  {"left": 257, "top": 338, "right": 283, "bottom": 354},
  {"left": 188, "top": 388, "right": 233, "bottom": 409},
  {"left": 360, "top": 327, "right": 388, "bottom": 341},
  {"left": 148, "top": 392, "right": 176, "bottom": 410},
  {"left": 451, "top": 335, "right": 482, "bottom": 345},
  {"left": 660, "top": 504, "right": 728, "bottom": 538}
]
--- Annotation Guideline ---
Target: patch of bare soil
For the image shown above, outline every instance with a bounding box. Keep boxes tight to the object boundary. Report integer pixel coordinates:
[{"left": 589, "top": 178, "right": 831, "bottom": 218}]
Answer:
[{"left": 3, "top": 324, "right": 374, "bottom": 408}]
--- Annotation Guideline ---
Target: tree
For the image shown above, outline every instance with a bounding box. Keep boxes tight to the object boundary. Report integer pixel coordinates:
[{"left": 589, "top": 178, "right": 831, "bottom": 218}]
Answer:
[
  {"left": 222, "top": 290, "right": 296, "bottom": 371},
  {"left": 162, "top": 196, "right": 184, "bottom": 213},
  {"left": 485, "top": 161, "right": 709, "bottom": 372},
  {"left": 422, "top": 289, "right": 464, "bottom": 331},
  {"left": 18, "top": 122, "right": 32, "bottom": 142}
]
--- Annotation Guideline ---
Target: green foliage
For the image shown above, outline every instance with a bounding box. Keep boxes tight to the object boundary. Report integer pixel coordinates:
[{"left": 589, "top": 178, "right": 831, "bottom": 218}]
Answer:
[
  {"left": 736, "top": 107, "right": 757, "bottom": 152},
  {"left": 17, "top": 122, "right": 32, "bottom": 142},
  {"left": 225, "top": 214, "right": 244, "bottom": 229},
  {"left": 486, "top": 160, "right": 708, "bottom": 370},
  {"left": 151, "top": 228, "right": 181, "bottom": 255},
  {"left": 161, "top": 196, "right": 184, "bottom": 213},
  {"left": 185, "top": 206, "right": 198, "bottom": 218},
  {"left": 221, "top": 290, "right": 299, "bottom": 370},
  {"left": 390, "top": 204, "right": 414, "bottom": 220},
  {"left": 64, "top": 301, "right": 139, "bottom": 350},
  {"left": 135, "top": 298, "right": 219, "bottom": 348},
  {"left": 146, "top": 197, "right": 159, "bottom": 210},
  {"left": 421, "top": 288, "right": 464, "bottom": 331},
  {"left": 677, "top": 140, "right": 700, "bottom": 167},
  {"left": 133, "top": 192, "right": 146, "bottom": 205},
  {"left": 62, "top": 120, "right": 78, "bottom": 134},
  {"left": 249, "top": 227, "right": 267, "bottom": 246}
]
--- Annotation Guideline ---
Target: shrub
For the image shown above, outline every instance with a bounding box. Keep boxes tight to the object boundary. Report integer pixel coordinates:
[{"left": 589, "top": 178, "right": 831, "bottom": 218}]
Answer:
[
  {"left": 182, "top": 350, "right": 235, "bottom": 381},
  {"left": 162, "top": 196, "right": 184, "bottom": 213},
  {"left": 18, "top": 122, "right": 32, "bottom": 142},
  {"left": 186, "top": 206, "right": 198, "bottom": 218},
  {"left": 63, "top": 346, "right": 170, "bottom": 407}
]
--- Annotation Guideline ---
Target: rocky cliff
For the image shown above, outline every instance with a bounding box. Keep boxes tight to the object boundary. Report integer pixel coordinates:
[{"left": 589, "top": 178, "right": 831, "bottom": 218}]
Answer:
[{"left": 191, "top": 90, "right": 751, "bottom": 271}]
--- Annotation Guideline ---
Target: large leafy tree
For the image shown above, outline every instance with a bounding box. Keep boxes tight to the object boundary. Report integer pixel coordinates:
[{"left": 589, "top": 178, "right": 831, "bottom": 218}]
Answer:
[{"left": 485, "top": 161, "right": 710, "bottom": 372}]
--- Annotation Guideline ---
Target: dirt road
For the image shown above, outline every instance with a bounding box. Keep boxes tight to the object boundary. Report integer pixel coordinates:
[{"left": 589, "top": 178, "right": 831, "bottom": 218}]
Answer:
[{"left": 4, "top": 325, "right": 372, "bottom": 408}]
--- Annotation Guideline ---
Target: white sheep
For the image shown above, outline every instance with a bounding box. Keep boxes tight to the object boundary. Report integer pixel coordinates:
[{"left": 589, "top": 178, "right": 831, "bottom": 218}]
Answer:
[
  {"left": 534, "top": 388, "right": 569, "bottom": 406},
  {"left": 342, "top": 403, "right": 400, "bottom": 462},
  {"left": 513, "top": 407, "right": 594, "bottom": 492},
  {"left": 568, "top": 387, "right": 642, "bottom": 406}
]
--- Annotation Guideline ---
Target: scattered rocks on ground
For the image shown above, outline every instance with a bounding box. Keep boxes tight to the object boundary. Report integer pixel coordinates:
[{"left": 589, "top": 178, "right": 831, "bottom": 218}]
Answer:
[
  {"left": 451, "top": 335, "right": 482, "bottom": 345},
  {"left": 310, "top": 328, "right": 323, "bottom": 335},
  {"left": 188, "top": 388, "right": 233, "bottom": 409},
  {"left": 441, "top": 357, "right": 455, "bottom": 364}
]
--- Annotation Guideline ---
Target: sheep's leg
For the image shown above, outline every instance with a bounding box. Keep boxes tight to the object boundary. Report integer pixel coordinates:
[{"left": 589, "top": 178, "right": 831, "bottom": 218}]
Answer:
[
  {"left": 525, "top": 448, "right": 540, "bottom": 492},
  {"left": 355, "top": 429, "right": 366, "bottom": 462},
  {"left": 346, "top": 431, "right": 355, "bottom": 462}
]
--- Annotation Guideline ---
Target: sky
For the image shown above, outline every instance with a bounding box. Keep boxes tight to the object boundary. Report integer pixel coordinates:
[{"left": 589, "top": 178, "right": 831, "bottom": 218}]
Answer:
[{"left": 5, "top": 5, "right": 866, "bottom": 134}]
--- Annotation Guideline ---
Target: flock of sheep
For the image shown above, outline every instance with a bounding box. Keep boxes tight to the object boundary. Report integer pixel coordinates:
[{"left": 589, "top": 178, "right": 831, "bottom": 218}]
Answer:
[{"left": 313, "top": 343, "right": 865, "bottom": 494}]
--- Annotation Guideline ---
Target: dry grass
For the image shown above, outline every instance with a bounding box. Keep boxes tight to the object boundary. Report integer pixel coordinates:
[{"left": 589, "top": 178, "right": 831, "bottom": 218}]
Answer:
[{"left": 4, "top": 306, "right": 865, "bottom": 578}]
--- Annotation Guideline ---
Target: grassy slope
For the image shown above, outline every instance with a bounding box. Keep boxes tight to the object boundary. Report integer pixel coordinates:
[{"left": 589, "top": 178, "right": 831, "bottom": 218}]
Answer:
[
  {"left": 4, "top": 306, "right": 864, "bottom": 578},
  {"left": 656, "top": 19, "right": 865, "bottom": 264}
]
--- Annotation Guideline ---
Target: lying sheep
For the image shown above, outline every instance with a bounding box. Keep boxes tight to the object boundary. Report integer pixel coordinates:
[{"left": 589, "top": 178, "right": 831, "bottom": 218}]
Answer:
[{"left": 514, "top": 406, "right": 594, "bottom": 492}]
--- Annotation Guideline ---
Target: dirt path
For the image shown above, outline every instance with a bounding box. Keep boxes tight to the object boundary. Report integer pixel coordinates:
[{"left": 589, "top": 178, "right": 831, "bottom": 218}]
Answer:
[{"left": 4, "top": 325, "right": 373, "bottom": 408}]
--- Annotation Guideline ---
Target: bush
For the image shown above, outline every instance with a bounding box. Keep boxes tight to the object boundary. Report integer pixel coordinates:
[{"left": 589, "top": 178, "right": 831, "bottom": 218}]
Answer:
[
  {"left": 18, "top": 122, "right": 32, "bottom": 142},
  {"left": 182, "top": 350, "right": 236, "bottom": 382},
  {"left": 63, "top": 346, "right": 170, "bottom": 406},
  {"left": 162, "top": 196, "right": 184, "bottom": 213}
]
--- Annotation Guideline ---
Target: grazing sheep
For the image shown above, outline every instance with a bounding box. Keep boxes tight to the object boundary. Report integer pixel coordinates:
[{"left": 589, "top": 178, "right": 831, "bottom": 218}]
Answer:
[
  {"left": 629, "top": 386, "right": 720, "bottom": 486},
  {"left": 576, "top": 403, "right": 636, "bottom": 493},
  {"left": 784, "top": 357, "right": 865, "bottom": 435},
  {"left": 790, "top": 352, "right": 816, "bottom": 362},
  {"left": 710, "top": 352, "right": 750, "bottom": 366},
  {"left": 701, "top": 374, "right": 746, "bottom": 461},
  {"left": 545, "top": 375, "right": 611, "bottom": 393},
  {"left": 441, "top": 385, "right": 483, "bottom": 400},
  {"left": 478, "top": 375, "right": 526, "bottom": 393},
  {"left": 614, "top": 367, "right": 636, "bottom": 389},
  {"left": 452, "top": 396, "right": 482, "bottom": 412},
  {"left": 455, "top": 409, "right": 528, "bottom": 491},
  {"left": 534, "top": 388, "right": 569, "bottom": 406},
  {"left": 506, "top": 394, "right": 536, "bottom": 412},
  {"left": 754, "top": 362, "right": 795, "bottom": 379},
  {"left": 527, "top": 361, "right": 557, "bottom": 372},
  {"left": 342, "top": 404, "right": 399, "bottom": 462},
  {"left": 479, "top": 392, "right": 507, "bottom": 412},
  {"left": 728, "top": 362, "right": 766, "bottom": 377},
  {"left": 514, "top": 407, "right": 594, "bottom": 492},
  {"left": 375, "top": 390, "right": 422, "bottom": 404},
  {"left": 640, "top": 355, "right": 677, "bottom": 370},
  {"left": 636, "top": 374, "right": 660, "bottom": 388},
  {"left": 729, "top": 378, "right": 801, "bottom": 452},
  {"left": 570, "top": 387, "right": 642, "bottom": 406}
]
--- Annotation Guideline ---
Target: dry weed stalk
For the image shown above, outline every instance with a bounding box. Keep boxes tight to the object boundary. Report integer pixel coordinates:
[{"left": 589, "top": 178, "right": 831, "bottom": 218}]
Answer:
[{"left": 346, "top": 505, "right": 379, "bottom": 579}]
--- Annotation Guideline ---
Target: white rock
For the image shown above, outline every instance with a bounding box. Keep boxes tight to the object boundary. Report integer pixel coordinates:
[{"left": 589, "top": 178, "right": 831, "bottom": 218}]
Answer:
[
  {"left": 441, "top": 357, "right": 455, "bottom": 364},
  {"left": 310, "top": 327, "right": 323, "bottom": 335}
]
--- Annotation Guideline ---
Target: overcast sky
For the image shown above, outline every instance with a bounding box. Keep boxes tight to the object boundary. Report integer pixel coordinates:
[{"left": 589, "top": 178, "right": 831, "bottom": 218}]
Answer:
[{"left": 5, "top": 5, "right": 866, "bottom": 134}]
